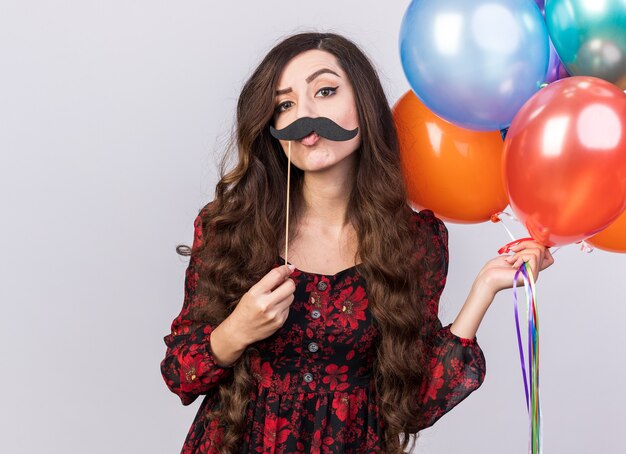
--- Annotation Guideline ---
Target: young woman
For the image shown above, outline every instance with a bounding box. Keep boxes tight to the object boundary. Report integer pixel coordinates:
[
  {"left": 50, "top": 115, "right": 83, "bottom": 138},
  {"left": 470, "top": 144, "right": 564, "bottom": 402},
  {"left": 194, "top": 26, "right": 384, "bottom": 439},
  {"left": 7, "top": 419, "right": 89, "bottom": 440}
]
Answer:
[{"left": 160, "top": 32, "right": 554, "bottom": 454}]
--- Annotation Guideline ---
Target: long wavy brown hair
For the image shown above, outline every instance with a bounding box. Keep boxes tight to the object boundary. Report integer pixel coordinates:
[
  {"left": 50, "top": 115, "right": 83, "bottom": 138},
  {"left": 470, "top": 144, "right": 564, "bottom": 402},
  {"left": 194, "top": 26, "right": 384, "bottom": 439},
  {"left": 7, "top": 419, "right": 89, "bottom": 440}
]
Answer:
[{"left": 178, "top": 32, "right": 436, "bottom": 453}]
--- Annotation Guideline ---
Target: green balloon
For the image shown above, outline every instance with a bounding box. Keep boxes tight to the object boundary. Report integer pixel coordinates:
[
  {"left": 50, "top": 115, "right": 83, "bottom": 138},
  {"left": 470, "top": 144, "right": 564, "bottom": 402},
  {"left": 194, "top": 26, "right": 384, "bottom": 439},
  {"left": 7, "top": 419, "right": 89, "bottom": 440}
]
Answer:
[{"left": 546, "top": 0, "right": 626, "bottom": 88}]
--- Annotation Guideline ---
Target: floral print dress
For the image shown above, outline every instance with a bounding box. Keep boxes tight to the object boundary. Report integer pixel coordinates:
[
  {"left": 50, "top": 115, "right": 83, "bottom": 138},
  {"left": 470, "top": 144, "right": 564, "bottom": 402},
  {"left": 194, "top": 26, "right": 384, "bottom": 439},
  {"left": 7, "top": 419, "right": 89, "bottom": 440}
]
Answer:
[{"left": 161, "top": 208, "right": 486, "bottom": 453}]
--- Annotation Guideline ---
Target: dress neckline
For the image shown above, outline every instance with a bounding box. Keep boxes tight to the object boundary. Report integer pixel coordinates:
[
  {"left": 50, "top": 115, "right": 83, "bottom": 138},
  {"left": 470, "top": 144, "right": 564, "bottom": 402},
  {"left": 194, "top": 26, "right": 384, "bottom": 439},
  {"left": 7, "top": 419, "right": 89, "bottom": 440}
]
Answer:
[{"left": 277, "top": 255, "right": 361, "bottom": 278}]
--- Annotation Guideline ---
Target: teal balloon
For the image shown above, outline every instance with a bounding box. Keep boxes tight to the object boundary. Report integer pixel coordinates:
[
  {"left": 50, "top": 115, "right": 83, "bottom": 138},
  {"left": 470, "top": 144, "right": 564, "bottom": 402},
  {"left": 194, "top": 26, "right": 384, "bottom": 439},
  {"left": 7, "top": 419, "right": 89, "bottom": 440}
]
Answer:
[{"left": 546, "top": 0, "right": 626, "bottom": 89}]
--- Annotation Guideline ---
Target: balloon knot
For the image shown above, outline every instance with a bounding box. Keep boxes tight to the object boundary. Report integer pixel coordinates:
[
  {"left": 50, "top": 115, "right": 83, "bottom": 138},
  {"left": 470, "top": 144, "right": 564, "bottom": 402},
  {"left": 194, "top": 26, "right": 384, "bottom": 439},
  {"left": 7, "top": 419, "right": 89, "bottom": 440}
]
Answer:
[{"left": 576, "top": 240, "right": 595, "bottom": 254}]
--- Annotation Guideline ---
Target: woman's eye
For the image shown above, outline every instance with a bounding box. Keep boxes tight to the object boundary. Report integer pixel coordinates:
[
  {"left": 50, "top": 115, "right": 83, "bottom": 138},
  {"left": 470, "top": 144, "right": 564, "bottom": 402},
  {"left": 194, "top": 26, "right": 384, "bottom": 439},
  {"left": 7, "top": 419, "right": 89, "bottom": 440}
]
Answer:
[
  {"left": 275, "top": 100, "right": 293, "bottom": 113},
  {"left": 316, "top": 86, "right": 338, "bottom": 98}
]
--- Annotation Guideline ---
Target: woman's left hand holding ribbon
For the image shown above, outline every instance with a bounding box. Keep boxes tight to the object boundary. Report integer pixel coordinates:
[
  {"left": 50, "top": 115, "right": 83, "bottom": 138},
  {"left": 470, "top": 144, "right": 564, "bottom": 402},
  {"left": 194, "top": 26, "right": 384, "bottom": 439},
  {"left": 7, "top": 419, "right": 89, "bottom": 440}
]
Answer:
[{"left": 450, "top": 238, "right": 555, "bottom": 340}]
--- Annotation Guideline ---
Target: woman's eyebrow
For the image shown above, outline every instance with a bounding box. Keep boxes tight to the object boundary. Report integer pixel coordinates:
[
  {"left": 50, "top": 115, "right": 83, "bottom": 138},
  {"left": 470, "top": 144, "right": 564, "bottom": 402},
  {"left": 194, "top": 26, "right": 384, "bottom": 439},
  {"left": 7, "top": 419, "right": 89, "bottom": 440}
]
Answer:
[
  {"left": 306, "top": 68, "right": 340, "bottom": 83},
  {"left": 276, "top": 68, "right": 341, "bottom": 95}
]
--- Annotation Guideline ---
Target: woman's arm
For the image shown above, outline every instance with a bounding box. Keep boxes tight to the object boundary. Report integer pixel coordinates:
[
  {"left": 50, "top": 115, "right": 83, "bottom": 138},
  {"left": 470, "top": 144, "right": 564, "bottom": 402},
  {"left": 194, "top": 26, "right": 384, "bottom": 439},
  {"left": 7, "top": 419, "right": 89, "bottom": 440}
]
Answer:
[
  {"left": 160, "top": 212, "right": 234, "bottom": 406},
  {"left": 160, "top": 211, "right": 297, "bottom": 406},
  {"left": 413, "top": 211, "right": 554, "bottom": 429}
]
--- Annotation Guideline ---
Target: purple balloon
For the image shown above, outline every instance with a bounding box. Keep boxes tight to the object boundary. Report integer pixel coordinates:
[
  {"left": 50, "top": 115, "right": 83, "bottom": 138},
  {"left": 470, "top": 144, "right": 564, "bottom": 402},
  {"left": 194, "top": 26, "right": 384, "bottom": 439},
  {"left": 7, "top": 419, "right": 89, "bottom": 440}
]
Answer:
[
  {"left": 557, "top": 61, "right": 571, "bottom": 80},
  {"left": 545, "top": 39, "right": 570, "bottom": 83}
]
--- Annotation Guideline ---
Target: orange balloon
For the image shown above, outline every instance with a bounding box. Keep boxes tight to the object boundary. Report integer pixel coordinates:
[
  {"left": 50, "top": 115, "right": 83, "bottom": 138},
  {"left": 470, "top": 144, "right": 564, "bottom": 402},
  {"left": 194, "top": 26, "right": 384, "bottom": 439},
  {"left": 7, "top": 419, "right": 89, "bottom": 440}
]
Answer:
[
  {"left": 503, "top": 77, "right": 626, "bottom": 247},
  {"left": 393, "top": 90, "right": 508, "bottom": 223},
  {"left": 587, "top": 209, "right": 626, "bottom": 253}
]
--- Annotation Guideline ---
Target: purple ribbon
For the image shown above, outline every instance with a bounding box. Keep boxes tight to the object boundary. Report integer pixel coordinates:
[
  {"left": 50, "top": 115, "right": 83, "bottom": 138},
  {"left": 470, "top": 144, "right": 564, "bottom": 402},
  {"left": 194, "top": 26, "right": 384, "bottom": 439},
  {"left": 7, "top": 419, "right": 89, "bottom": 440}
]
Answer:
[{"left": 513, "top": 264, "right": 530, "bottom": 411}]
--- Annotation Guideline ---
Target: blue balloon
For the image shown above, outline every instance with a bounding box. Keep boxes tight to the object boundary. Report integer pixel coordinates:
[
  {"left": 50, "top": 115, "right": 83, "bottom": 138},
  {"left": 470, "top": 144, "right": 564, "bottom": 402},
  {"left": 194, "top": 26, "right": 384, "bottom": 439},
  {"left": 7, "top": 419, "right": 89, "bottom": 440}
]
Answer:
[{"left": 399, "top": 0, "right": 550, "bottom": 131}]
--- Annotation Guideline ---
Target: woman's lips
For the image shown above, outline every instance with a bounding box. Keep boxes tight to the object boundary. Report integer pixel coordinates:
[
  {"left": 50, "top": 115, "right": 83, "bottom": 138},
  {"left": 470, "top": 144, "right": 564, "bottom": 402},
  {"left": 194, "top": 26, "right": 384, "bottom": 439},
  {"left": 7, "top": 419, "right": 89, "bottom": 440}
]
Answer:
[{"left": 299, "top": 132, "right": 320, "bottom": 146}]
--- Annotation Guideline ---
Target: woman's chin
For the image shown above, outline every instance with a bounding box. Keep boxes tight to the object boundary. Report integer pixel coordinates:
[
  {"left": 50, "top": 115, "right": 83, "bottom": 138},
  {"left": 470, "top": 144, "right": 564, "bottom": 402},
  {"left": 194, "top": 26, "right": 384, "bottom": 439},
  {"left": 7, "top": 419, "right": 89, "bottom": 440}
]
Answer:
[
  {"left": 306, "top": 154, "right": 335, "bottom": 170},
  {"left": 291, "top": 150, "right": 334, "bottom": 171}
]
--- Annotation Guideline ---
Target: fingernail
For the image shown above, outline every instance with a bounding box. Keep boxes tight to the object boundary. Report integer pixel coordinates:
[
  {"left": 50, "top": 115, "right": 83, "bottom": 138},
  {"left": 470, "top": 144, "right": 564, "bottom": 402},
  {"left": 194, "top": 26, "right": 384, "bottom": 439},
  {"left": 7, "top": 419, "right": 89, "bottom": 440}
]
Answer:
[{"left": 287, "top": 264, "right": 296, "bottom": 272}]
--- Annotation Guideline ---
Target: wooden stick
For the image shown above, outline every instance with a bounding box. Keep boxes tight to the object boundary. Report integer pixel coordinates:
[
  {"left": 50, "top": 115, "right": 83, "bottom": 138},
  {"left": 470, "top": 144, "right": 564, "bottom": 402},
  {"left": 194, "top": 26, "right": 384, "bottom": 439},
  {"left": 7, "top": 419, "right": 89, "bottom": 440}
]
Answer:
[{"left": 284, "top": 140, "right": 291, "bottom": 265}]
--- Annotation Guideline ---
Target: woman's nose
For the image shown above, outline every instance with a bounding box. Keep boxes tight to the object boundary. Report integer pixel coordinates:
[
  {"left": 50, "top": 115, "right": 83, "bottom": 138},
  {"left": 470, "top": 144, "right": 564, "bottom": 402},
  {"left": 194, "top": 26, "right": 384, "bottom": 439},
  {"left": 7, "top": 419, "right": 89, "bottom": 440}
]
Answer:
[{"left": 294, "top": 97, "right": 316, "bottom": 119}]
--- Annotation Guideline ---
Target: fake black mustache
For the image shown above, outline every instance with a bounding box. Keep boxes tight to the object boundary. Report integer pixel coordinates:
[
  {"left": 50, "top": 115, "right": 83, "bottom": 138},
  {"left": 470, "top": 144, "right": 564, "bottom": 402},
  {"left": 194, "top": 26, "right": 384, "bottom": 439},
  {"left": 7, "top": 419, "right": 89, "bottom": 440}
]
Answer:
[{"left": 269, "top": 117, "right": 359, "bottom": 142}]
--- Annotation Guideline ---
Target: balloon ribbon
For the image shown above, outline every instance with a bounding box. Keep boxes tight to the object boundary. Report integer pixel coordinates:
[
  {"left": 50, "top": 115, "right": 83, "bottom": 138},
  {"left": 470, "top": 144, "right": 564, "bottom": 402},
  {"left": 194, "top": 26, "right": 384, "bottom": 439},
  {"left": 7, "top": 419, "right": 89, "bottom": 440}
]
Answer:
[{"left": 513, "top": 261, "right": 542, "bottom": 454}]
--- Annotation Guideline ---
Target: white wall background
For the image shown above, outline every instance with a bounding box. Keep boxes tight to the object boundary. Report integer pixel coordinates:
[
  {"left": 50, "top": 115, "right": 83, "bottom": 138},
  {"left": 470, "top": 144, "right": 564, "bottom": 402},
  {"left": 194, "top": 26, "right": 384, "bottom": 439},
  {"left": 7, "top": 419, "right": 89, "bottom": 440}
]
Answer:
[{"left": 1, "top": 1, "right": 624, "bottom": 453}]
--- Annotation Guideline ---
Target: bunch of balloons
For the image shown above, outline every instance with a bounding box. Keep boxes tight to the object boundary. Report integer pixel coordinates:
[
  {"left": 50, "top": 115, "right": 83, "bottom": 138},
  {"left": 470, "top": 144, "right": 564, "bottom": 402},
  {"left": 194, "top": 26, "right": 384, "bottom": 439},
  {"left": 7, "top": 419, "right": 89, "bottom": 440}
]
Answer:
[{"left": 395, "top": 0, "right": 626, "bottom": 251}]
